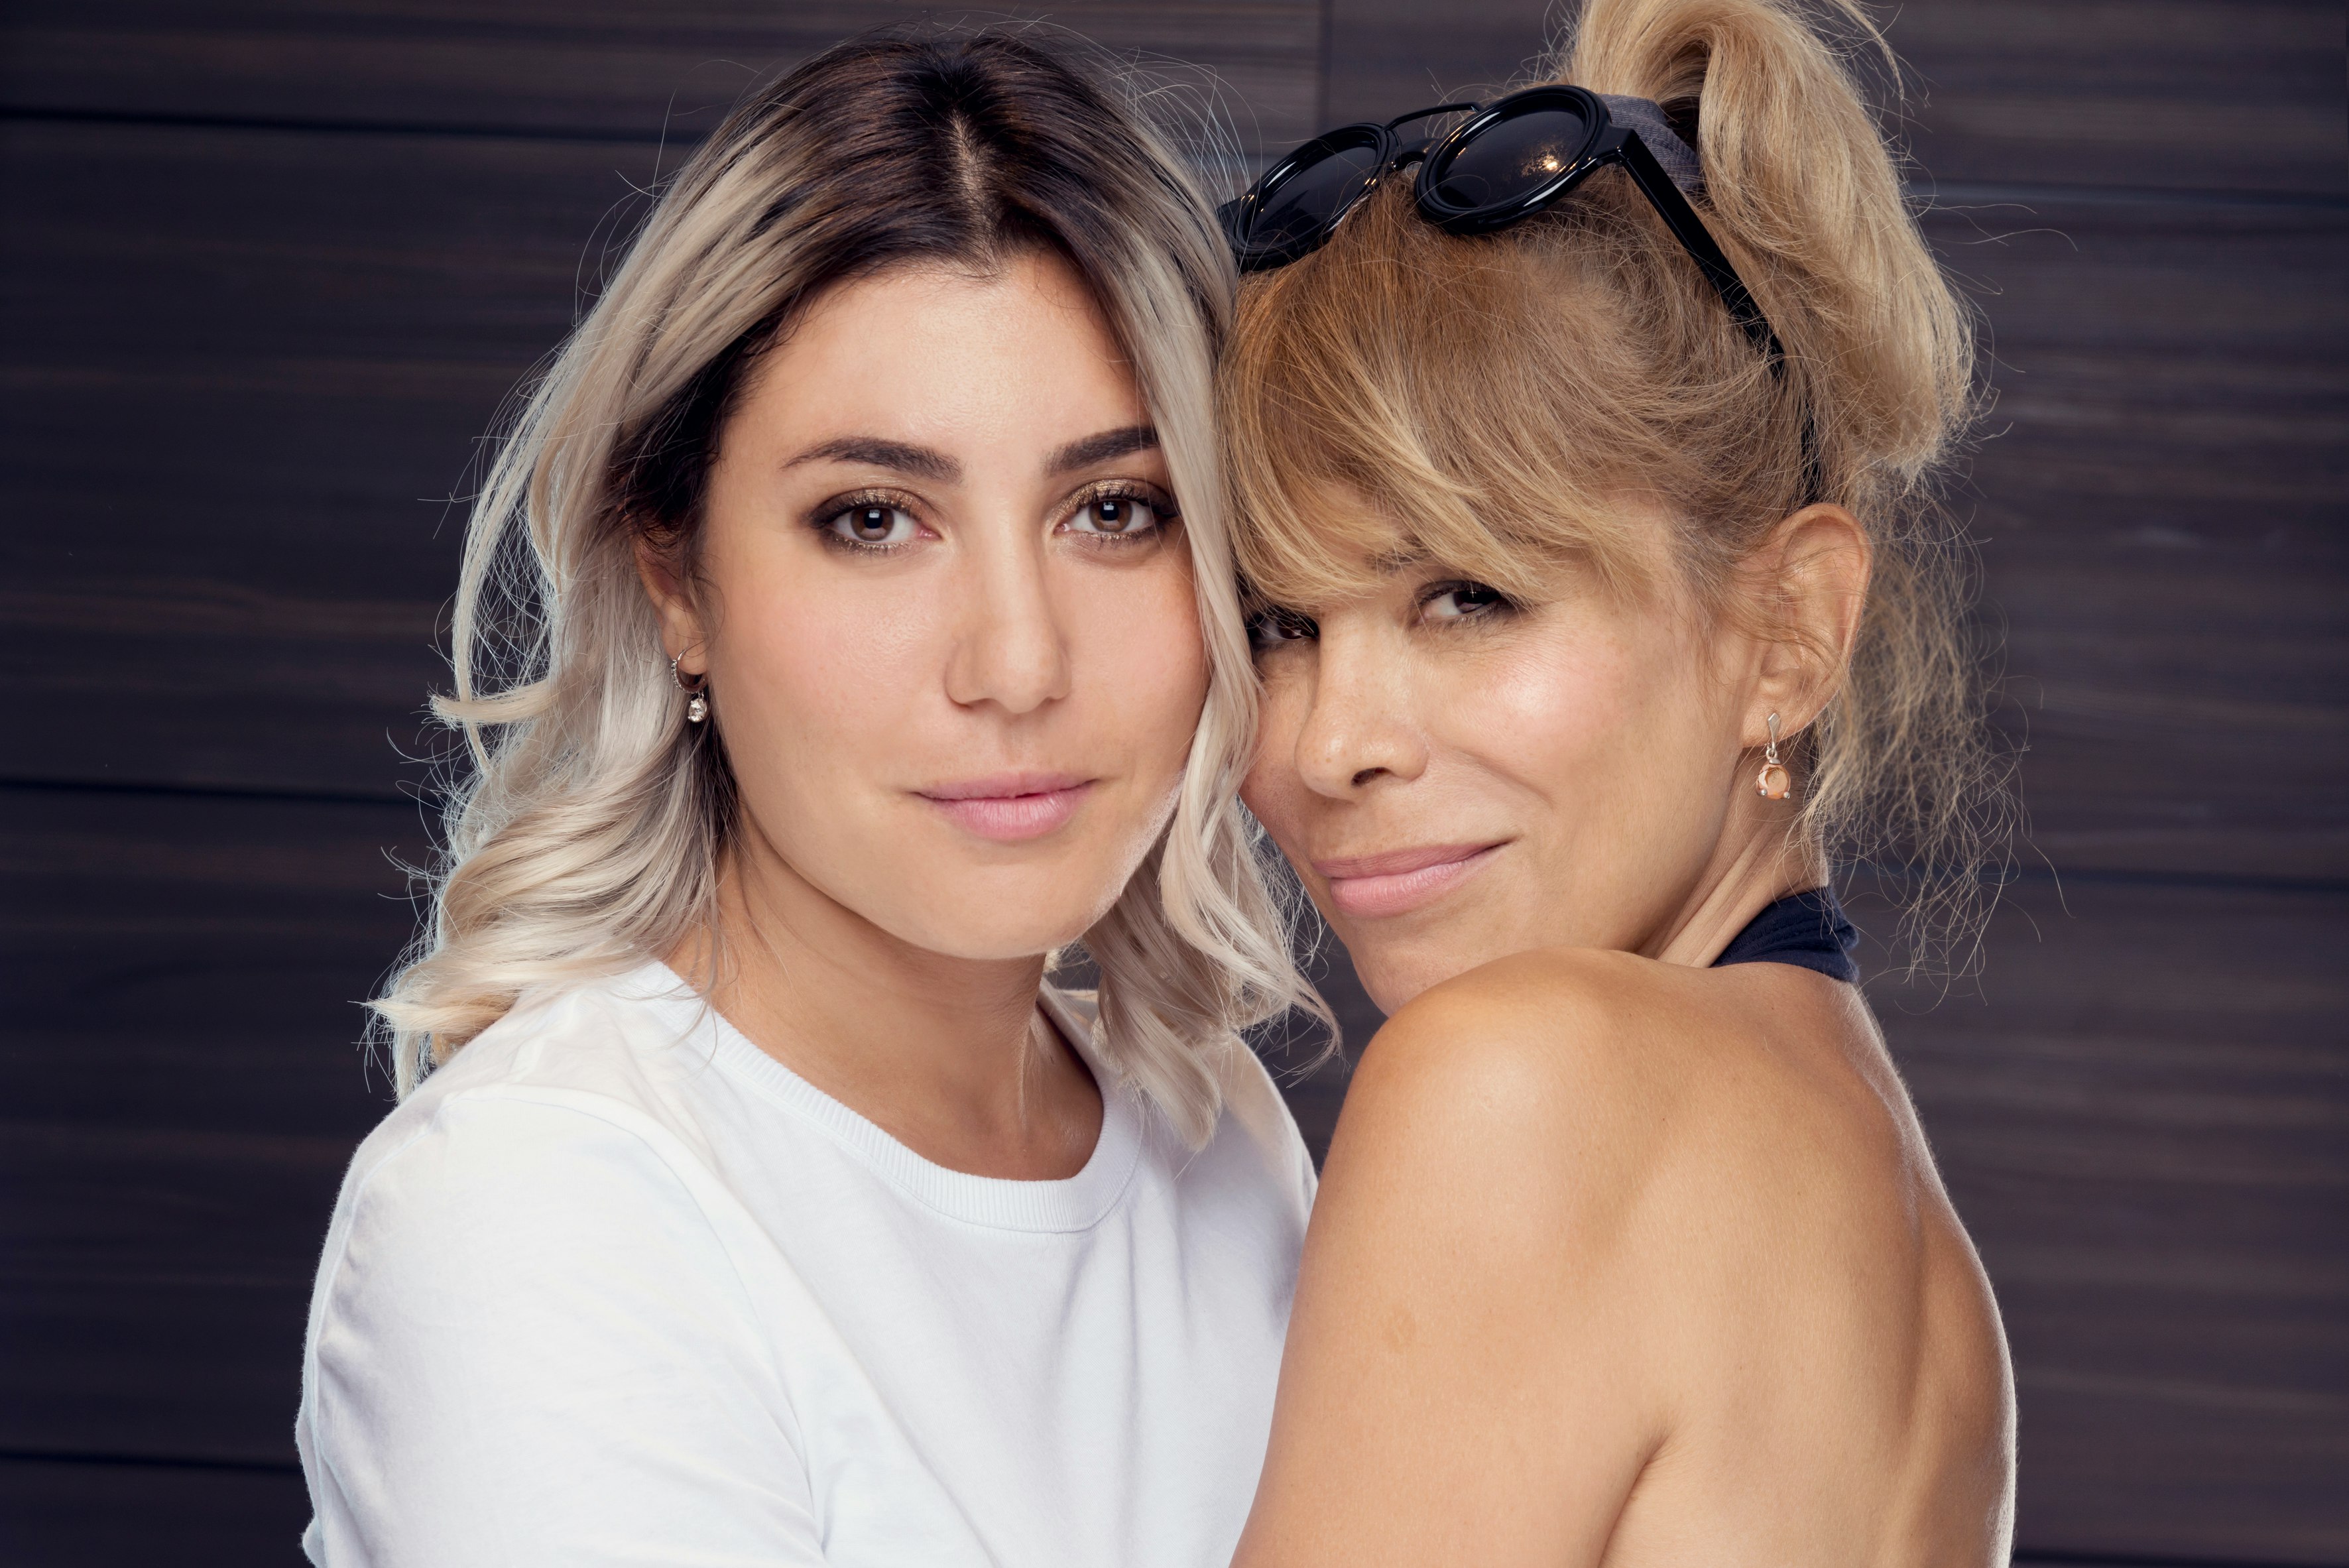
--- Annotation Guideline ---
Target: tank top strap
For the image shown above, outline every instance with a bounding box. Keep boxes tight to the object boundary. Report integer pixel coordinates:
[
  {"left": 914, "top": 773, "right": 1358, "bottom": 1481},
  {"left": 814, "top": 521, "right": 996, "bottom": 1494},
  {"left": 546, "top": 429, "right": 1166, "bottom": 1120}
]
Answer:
[{"left": 1712, "top": 888, "right": 1860, "bottom": 982}]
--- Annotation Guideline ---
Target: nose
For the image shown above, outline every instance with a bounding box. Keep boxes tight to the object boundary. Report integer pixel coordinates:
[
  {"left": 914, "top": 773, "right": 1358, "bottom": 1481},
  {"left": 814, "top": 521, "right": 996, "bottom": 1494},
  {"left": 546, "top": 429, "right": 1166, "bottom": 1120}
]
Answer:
[
  {"left": 1288, "top": 617, "right": 1427, "bottom": 798},
  {"left": 943, "top": 525, "right": 1072, "bottom": 715}
]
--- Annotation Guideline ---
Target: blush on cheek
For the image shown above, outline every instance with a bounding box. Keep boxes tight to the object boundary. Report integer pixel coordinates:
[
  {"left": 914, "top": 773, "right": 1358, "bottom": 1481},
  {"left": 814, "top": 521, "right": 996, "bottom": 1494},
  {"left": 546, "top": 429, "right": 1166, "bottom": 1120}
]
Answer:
[
  {"left": 1075, "top": 568, "right": 1209, "bottom": 768},
  {"left": 1236, "top": 690, "right": 1315, "bottom": 890},
  {"left": 726, "top": 555, "right": 943, "bottom": 737}
]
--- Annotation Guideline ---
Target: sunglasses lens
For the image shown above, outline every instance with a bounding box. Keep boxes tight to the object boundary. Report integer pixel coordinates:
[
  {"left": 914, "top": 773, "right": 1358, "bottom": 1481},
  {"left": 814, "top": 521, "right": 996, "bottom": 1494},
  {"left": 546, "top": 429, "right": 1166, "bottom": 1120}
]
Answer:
[
  {"left": 1245, "top": 137, "right": 1386, "bottom": 254},
  {"left": 1429, "top": 105, "right": 1592, "bottom": 210}
]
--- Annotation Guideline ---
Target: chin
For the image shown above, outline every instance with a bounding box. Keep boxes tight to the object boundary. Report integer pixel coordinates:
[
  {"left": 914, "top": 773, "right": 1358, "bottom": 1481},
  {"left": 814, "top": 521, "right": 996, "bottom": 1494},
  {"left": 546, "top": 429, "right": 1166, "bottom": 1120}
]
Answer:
[{"left": 881, "top": 854, "right": 1136, "bottom": 963}]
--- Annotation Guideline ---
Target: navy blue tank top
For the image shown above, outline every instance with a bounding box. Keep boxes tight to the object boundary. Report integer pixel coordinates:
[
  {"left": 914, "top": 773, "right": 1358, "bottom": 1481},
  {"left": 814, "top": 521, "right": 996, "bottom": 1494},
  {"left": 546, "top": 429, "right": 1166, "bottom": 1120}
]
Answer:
[{"left": 1712, "top": 888, "right": 1859, "bottom": 983}]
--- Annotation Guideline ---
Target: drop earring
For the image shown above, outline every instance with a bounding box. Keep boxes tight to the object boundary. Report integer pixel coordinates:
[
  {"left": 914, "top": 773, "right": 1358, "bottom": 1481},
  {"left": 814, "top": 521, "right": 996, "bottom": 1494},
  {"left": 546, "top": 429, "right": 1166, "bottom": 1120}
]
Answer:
[
  {"left": 669, "top": 653, "right": 709, "bottom": 725},
  {"left": 1755, "top": 712, "right": 1790, "bottom": 800}
]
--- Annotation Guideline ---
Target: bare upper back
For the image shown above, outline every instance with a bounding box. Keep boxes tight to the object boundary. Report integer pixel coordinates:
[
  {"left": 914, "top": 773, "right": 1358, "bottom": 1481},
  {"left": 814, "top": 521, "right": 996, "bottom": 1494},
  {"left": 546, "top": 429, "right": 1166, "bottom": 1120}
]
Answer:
[
  {"left": 1235, "top": 947, "right": 2014, "bottom": 1568},
  {"left": 1573, "top": 955, "right": 2015, "bottom": 1564}
]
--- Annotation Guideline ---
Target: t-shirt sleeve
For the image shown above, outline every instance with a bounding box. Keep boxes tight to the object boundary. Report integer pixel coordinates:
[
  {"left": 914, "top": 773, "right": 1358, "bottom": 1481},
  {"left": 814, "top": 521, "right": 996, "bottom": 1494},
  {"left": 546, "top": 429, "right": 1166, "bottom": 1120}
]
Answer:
[{"left": 304, "top": 1093, "right": 823, "bottom": 1567}]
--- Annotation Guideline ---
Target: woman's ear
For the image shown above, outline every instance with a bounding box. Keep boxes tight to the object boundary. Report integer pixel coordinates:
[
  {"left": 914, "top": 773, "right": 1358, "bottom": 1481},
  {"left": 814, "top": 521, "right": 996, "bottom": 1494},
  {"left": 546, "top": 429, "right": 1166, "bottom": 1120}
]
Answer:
[
  {"left": 632, "top": 532, "right": 710, "bottom": 676},
  {"left": 1744, "top": 503, "right": 1872, "bottom": 745}
]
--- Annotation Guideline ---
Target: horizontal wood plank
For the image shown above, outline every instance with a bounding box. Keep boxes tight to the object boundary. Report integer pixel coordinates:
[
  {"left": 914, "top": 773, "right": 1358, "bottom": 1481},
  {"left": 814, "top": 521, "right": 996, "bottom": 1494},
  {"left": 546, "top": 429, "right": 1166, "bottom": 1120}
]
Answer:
[
  {"left": 0, "top": 1455, "right": 308, "bottom": 1567},
  {"left": 0, "top": 787, "right": 411, "bottom": 1461},
  {"left": 0, "top": 0, "right": 1322, "bottom": 169},
  {"left": 1858, "top": 874, "right": 2349, "bottom": 1561},
  {"left": 0, "top": 784, "right": 418, "bottom": 1138},
  {"left": 1886, "top": 0, "right": 2347, "bottom": 199},
  {"left": 17, "top": 0, "right": 2342, "bottom": 200},
  {"left": 0, "top": 117, "right": 627, "bottom": 791},
  {"left": 1321, "top": 0, "right": 2347, "bottom": 198},
  {"left": 1915, "top": 200, "right": 2349, "bottom": 880}
]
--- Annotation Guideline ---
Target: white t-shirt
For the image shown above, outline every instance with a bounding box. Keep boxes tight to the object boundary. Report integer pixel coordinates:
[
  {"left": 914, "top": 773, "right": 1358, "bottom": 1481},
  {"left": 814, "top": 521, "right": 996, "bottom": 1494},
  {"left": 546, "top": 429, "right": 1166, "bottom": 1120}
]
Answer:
[{"left": 295, "top": 962, "right": 1315, "bottom": 1567}]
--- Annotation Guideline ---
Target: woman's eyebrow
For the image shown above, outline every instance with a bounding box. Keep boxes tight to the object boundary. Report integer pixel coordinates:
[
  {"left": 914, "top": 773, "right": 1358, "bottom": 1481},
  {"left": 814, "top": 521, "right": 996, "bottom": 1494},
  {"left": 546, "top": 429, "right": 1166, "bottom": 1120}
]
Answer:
[
  {"left": 786, "top": 436, "right": 960, "bottom": 481},
  {"left": 1047, "top": 424, "right": 1158, "bottom": 475}
]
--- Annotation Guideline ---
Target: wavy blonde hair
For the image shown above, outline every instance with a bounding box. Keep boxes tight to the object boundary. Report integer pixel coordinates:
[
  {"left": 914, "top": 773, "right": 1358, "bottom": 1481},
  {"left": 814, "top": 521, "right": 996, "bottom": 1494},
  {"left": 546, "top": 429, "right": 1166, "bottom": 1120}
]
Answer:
[
  {"left": 1223, "top": 0, "right": 2014, "bottom": 969},
  {"left": 377, "top": 29, "right": 1323, "bottom": 1145}
]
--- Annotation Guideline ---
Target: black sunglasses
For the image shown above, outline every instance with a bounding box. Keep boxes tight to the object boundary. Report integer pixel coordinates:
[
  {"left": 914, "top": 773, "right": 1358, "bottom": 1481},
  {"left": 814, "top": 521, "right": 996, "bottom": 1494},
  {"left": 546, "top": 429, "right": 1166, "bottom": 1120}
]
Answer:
[{"left": 1219, "top": 85, "right": 1783, "bottom": 368}]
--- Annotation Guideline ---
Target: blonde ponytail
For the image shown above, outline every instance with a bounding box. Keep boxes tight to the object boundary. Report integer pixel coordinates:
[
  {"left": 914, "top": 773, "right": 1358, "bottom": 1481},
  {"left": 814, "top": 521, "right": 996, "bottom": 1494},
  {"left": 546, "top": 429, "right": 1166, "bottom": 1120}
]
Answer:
[{"left": 1566, "top": 1, "right": 1972, "bottom": 474}]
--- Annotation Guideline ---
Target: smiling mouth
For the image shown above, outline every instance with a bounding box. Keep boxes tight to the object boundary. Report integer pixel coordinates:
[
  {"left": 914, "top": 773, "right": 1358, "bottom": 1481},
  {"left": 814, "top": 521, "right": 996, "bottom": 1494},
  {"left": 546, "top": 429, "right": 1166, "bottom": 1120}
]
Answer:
[
  {"left": 1313, "top": 841, "right": 1507, "bottom": 920},
  {"left": 917, "top": 773, "right": 1095, "bottom": 843}
]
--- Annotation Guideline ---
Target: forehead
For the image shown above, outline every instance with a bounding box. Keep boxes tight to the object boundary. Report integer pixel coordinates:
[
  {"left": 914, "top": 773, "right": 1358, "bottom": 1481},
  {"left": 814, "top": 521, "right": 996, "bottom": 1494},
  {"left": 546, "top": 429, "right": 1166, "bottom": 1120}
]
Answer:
[{"left": 737, "top": 251, "right": 1145, "bottom": 461}]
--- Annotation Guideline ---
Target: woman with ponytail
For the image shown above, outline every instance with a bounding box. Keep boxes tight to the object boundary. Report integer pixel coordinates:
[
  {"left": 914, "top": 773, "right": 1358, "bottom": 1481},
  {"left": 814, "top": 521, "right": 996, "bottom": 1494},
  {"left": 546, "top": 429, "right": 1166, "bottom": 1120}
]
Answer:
[{"left": 1220, "top": 0, "right": 2016, "bottom": 1559}]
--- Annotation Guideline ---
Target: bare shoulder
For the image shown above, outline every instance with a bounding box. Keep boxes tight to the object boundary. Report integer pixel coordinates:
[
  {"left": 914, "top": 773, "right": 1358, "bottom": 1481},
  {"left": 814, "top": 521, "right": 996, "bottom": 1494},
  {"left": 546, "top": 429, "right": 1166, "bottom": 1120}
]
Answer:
[
  {"left": 1286, "top": 953, "right": 2011, "bottom": 1562},
  {"left": 1349, "top": 945, "right": 1693, "bottom": 1128},
  {"left": 1334, "top": 947, "right": 1936, "bottom": 1290},
  {"left": 1339, "top": 947, "right": 1800, "bottom": 1162}
]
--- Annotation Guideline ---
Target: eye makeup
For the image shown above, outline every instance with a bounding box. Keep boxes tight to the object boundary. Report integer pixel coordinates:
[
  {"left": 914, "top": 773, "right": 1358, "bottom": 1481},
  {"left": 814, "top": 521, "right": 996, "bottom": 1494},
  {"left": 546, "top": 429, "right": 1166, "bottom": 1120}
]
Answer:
[
  {"left": 804, "top": 476, "right": 1180, "bottom": 558},
  {"left": 808, "top": 487, "right": 930, "bottom": 554},
  {"left": 1057, "top": 479, "right": 1180, "bottom": 548}
]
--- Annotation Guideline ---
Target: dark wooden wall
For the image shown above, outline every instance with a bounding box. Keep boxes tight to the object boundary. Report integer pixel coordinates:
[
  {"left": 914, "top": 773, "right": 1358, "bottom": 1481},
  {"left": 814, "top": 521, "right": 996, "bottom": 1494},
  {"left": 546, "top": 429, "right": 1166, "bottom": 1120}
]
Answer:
[{"left": 2, "top": 3, "right": 2341, "bottom": 1563}]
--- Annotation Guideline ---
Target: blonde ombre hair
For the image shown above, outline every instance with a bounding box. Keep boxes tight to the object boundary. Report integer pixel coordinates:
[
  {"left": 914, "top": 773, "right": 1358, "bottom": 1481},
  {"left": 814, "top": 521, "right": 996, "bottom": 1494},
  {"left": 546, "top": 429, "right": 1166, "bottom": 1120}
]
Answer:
[
  {"left": 377, "top": 30, "right": 1322, "bottom": 1144},
  {"left": 1223, "top": 0, "right": 2013, "bottom": 967}
]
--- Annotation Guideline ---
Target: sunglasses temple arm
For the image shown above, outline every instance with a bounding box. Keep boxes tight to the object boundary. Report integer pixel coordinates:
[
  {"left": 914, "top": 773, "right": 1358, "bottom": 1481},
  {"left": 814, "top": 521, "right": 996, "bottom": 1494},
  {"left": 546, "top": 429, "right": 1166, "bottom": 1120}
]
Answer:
[{"left": 1616, "top": 132, "right": 1786, "bottom": 369}]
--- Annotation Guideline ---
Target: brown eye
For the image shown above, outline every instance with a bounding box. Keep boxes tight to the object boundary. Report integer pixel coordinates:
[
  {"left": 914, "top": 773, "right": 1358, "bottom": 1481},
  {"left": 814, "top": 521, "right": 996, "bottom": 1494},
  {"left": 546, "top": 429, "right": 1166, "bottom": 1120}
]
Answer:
[
  {"left": 826, "top": 504, "right": 917, "bottom": 546},
  {"left": 1247, "top": 606, "right": 1319, "bottom": 650},
  {"left": 1421, "top": 581, "right": 1510, "bottom": 621},
  {"left": 1067, "top": 493, "right": 1165, "bottom": 537}
]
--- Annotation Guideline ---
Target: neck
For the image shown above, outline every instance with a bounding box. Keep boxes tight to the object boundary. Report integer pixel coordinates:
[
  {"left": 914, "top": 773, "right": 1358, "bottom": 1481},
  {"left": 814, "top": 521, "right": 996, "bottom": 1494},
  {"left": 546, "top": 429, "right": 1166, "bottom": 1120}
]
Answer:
[
  {"left": 670, "top": 815, "right": 1103, "bottom": 1181},
  {"left": 1644, "top": 788, "right": 1825, "bottom": 969}
]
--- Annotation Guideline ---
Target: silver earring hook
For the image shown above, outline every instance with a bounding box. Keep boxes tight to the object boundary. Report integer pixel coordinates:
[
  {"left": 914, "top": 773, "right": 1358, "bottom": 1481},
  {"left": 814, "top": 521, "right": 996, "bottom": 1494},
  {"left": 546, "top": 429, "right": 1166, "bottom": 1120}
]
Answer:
[
  {"left": 670, "top": 652, "right": 709, "bottom": 724},
  {"left": 1754, "top": 713, "right": 1790, "bottom": 800}
]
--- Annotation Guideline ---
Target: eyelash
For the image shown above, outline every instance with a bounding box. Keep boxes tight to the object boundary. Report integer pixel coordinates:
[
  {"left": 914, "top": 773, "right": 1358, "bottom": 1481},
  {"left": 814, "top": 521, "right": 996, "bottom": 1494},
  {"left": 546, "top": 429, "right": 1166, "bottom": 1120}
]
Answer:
[
  {"left": 807, "top": 481, "right": 1179, "bottom": 556},
  {"left": 1246, "top": 605, "right": 1319, "bottom": 650},
  {"left": 1417, "top": 579, "right": 1516, "bottom": 625},
  {"left": 810, "top": 489, "right": 926, "bottom": 555},
  {"left": 1244, "top": 580, "right": 1516, "bottom": 653},
  {"left": 1060, "top": 481, "right": 1179, "bottom": 547}
]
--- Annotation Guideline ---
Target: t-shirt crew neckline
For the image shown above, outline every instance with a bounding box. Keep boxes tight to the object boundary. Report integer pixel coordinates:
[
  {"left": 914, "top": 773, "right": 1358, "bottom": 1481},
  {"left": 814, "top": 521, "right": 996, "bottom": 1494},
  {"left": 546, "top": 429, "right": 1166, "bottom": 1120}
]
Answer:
[{"left": 612, "top": 960, "right": 1146, "bottom": 1235}]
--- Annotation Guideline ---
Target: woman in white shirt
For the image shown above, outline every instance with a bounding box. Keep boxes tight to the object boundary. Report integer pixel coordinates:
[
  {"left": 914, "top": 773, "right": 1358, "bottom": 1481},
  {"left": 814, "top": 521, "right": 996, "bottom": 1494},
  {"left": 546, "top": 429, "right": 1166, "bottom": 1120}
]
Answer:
[{"left": 296, "top": 31, "right": 1323, "bottom": 1566}]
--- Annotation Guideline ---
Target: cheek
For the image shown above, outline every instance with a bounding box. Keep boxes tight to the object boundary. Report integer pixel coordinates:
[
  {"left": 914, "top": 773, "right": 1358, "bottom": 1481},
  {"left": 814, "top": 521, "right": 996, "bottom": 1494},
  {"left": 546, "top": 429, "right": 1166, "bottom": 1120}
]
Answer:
[
  {"left": 1067, "top": 560, "right": 1210, "bottom": 764},
  {"left": 1435, "top": 611, "right": 1707, "bottom": 806},
  {"left": 1443, "top": 637, "right": 1628, "bottom": 784},
  {"left": 1238, "top": 666, "right": 1308, "bottom": 829},
  {"left": 706, "top": 548, "right": 942, "bottom": 779}
]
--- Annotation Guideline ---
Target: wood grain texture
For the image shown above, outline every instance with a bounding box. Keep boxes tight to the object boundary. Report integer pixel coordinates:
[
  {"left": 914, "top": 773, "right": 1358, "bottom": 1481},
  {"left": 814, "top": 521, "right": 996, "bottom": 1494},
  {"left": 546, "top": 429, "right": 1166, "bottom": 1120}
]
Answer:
[
  {"left": 1921, "top": 200, "right": 2349, "bottom": 880},
  {"left": 0, "top": 786, "right": 411, "bottom": 1463},
  {"left": 0, "top": 1456, "right": 308, "bottom": 1568},
  {"left": 0, "top": 117, "right": 624, "bottom": 792},
  {"left": 0, "top": 0, "right": 1322, "bottom": 162},
  {"left": 1888, "top": 0, "right": 2348, "bottom": 198},
  {"left": 1321, "top": 0, "right": 2348, "bottom": 198},
  {"left": 1862, "top": 874, "right": 2349, "bottom": 1560}
]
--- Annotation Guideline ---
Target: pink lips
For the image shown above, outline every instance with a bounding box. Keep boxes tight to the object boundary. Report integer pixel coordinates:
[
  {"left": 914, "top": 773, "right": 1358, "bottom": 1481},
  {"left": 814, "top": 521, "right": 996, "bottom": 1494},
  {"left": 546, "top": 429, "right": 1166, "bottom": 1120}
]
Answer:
[
  {"left": 918, "top": 772, "right": 1094, "bottom": 843},
  {"left": 1313, "top": 842, "right": 1504, "bottom": 920}
]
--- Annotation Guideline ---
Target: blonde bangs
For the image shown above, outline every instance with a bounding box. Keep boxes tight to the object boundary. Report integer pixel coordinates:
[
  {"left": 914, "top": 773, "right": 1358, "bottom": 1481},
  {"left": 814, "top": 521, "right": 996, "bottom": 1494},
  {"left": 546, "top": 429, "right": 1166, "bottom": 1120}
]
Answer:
[{"left": 1221, "top": 180, "right": 1777, "bottom": 613}]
